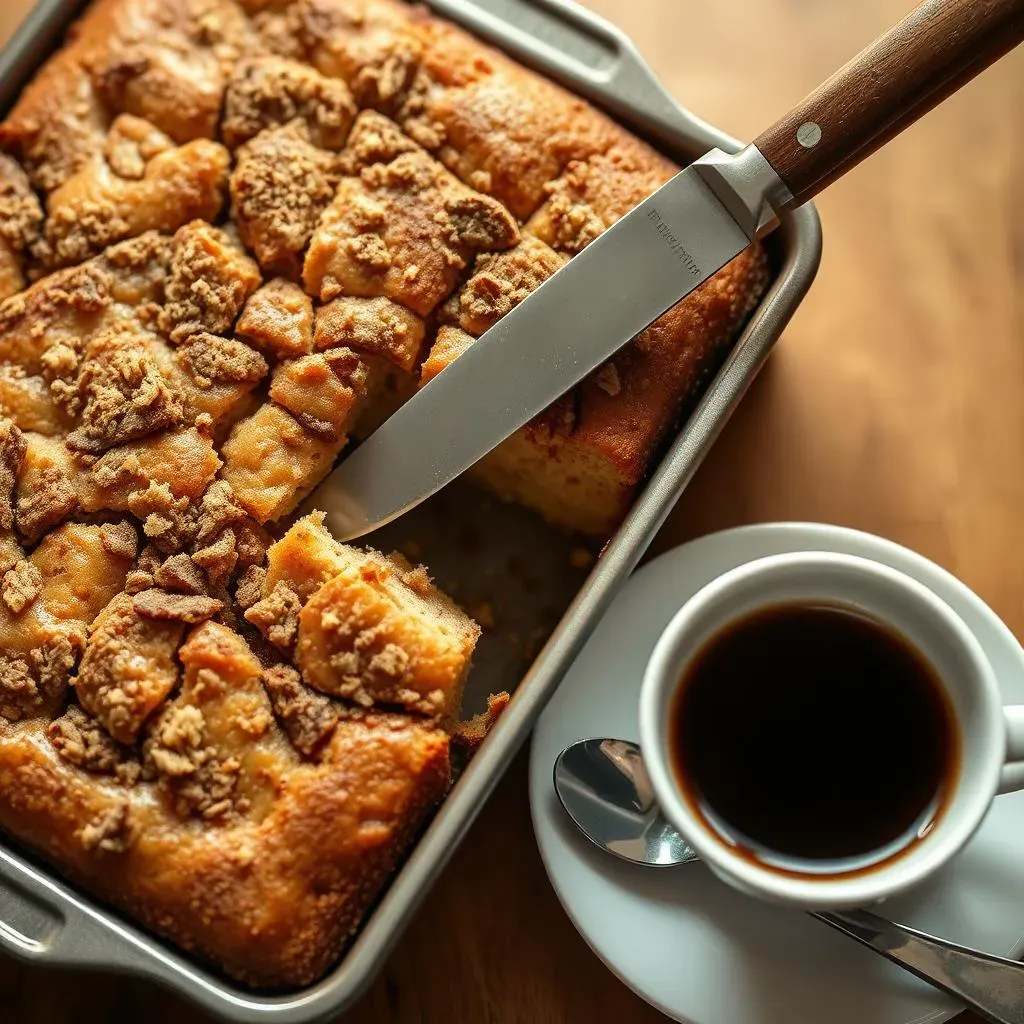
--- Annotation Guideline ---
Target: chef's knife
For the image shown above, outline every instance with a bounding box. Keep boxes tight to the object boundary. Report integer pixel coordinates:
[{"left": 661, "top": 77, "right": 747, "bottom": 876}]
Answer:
[{"left": 313, "top": 0, "right": 1024, "bottom": 542}]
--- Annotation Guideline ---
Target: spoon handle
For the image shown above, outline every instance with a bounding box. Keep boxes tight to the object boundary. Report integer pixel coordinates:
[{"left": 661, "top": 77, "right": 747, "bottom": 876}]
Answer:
[{"left": 814, "top": 909, "right": 1024, "bottom": 1024}]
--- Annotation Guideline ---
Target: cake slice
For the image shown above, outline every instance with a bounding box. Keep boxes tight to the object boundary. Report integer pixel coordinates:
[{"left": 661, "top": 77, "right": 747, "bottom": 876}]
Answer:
[{"left": 296, "top": 545, "right": 479, "bottom": 719}]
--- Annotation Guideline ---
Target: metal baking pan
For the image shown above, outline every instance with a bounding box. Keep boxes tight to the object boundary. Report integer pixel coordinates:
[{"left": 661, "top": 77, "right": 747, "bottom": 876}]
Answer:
[{"left": 0, "top": 0, "right": 822, "bottom": 1019}]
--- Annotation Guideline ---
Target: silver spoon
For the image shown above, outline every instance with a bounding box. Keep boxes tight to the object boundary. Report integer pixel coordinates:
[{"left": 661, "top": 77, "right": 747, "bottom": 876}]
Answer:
[{"left": 553, "top": 737, "right": 1024, "bottom": 1024}]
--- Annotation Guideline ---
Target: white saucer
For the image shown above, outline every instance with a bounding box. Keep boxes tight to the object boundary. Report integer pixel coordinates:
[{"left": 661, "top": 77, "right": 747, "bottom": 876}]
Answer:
[{"left": 529, "top": 523, "right": 1024, "bottom": 1024}]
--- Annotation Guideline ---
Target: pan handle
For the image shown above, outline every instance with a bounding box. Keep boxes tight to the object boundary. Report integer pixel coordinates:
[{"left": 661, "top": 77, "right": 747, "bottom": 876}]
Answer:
[
  {"left": 423, "top": 0, "right": 741, "bottom": 156},
  {"left": 0, "top": 844, "right": 169, "bottom": 978}
]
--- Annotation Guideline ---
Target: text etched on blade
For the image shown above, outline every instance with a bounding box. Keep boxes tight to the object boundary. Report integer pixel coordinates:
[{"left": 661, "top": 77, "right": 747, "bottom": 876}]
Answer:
[{"left": 647, "top": 208, "right": 702, "bottom": 277}]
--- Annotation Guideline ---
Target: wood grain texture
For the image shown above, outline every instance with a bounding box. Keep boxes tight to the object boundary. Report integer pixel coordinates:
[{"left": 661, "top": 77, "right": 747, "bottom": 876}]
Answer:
[
  {"left": 0, "top": 0, "right": 1022, "bottom": 1022},
  {"left": 755, "top": 0, "right": 1024, "bottom": 204}
]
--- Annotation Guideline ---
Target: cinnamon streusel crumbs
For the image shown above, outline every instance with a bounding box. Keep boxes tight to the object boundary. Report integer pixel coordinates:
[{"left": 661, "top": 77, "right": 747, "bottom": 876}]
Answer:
[
  {"left": 154, "top": 553, "right": 208, "bottom": 594},
  {"left": 313, "top": 295, "right": 423, "bottom": 371},
  {"left": 0, "top": 636, "right": 78, "bottom": 722},
  {"left": 234, "top": 564, "right": 267, "bottom": 610},
  {"left": 0, "top": 154, "right": 42, "bottom": 300},
  {"left": 133, "top": 589, "right": 224, "bottom": 624},
  {"left": 77, "top": 799, "right": 133, "bottom": 854},
  {"left": 231, "top": 121, "right": 339, "bottom": 278},
  {"left": 176, "top": 332, "right": 269, "bottom": 388},
  {"left": 64, "top": 328, "right": 186, "bottom": 453},
  {"left": 1, "top": 558, "right": 42, "bottom": 614},
  {"left": 223, "top": 56, "right": 358, "bottom": 150},
  {"left": 159, "top": 222, "right": 261, "bottom": 342},
  {"left": 49, "top": 703, "right": 140, "bottom": 782},
  {"left": 0, "top": 417, "right": 26, "bottom": 531},
  {"left": 303, "top": 113, "right": 519, "bottom": 317},
  {"left": 260, "top": 663, "right": 339, "bottom": 756},
  {"left": 244, "top": 580, "right": 302, "bottom": 651}
]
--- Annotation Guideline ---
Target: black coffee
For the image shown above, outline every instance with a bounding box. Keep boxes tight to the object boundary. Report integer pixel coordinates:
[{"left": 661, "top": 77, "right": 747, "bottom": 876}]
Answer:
[{"left": 671, "top": 602, "right": 959, "bottom": 869}]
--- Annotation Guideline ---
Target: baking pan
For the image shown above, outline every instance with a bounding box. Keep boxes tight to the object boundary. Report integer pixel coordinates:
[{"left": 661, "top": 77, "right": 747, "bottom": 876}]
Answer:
[{"left": 0, "top": 0, "right": 822, "bottom": 1019}]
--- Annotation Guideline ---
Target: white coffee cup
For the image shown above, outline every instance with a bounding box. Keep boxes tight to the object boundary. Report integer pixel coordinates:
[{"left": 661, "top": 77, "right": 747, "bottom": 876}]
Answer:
[{"left": 638, "top": 550, "right": 1024, "bottom": 911}]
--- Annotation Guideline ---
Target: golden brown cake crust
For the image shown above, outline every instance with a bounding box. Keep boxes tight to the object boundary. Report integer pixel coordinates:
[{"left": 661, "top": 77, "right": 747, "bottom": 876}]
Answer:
[
  {"left": 0, "top": 696, "right": 451, "bottom": 987},
  {"left": 0, "top": 0, "right": 770, "bottom": 990}
]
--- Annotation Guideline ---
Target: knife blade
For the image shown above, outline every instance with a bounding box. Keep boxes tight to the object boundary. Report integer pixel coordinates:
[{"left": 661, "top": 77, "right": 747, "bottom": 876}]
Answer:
[
  {"left": 310, "top": 151, "right": 772, "bottom": 542},
  {"left": 309, "top": 0, "right": 1024, "bottom": 543}
]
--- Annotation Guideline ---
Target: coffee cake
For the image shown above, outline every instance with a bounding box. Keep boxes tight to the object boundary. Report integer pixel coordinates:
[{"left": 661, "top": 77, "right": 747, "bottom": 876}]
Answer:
[{"left": 0, "top": 0, "right": 768, "bottom": 988}]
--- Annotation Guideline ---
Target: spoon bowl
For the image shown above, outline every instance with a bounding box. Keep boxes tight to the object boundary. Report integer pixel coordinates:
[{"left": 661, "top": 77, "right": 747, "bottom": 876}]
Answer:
[{"left": 553, "top": 737, "right": 697, "bottom": 867}]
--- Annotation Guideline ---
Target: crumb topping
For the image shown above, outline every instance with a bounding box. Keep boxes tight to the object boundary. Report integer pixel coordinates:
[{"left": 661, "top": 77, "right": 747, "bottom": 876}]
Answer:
[
  {"left": 77, "top": 799, "right": 133, "bottom": 854},
  {"left": 197, "top": 479, "right": 248, "bottom": 542},
  {"left": 0, "top": 637, "right": 77, "bottom": 722},
  {"left": 244, "top": 580, "right": 302, "bottom": 650},
  {"left": 159, "top": 222, "right": 261, "bottom": 342},
  {"left": 125, "top": 483, "right": 199, "bottom": 554},
  {"left": 448, "top": 237, "right": 565, "bottom": 336},
  {"left": 234, "top": 564, "right": 266, "bottom": 609},
  {"left": 98, "top": 520, "right": 140, "bottom": 561},
  {"left": 223, "top": 56, "right": 357, "bottom": 150},
  {"left": 48, "top": 703, "right": 140, "bottom": 783},
  {"left": 313, "top": 295, "right": 424, "bottom": 371},
  {"left": 154, "top": 553, "right": 209, "bottom": 594},
  {"left": 0, "top": 418, "right": 27, "bottom": 531},
  {"left": 15, "top": 464, "right": 79, "bottom": 544},
  {"left": 177, "top": 332, "right": 269, "bottom": 387},
  {"left": 1, "top": 558, "right": 42, "bottom": 613},
  {"left": 0, "top": 154, "right": 43, "bottom": 298},
  {"left": 191, "top": 529, "right": 238, "bottom": 588},
  {"left": 0, "top": 656, "right": 42, "bottom": 722},
  {"left": 64, "top": 329, "right": 185, "bottom": 453},
  {"left": 286, "top": 0, "right": 423, "bottom": 111},
  {"left": 339, "top": 110, "right": 419, "bottom": 171},
  {"left": 303, "top": 117, "right": 519, "bottom": 316},
  {"left": 133, "top": 588, "right": 223, "bottom": 623},
  {"left": 260, "top": 663, "right": 338, "bottom": 756},
  {"left": 231, "top": 121, "right": 339, "bottom": 277},
  {"left": 144, "top": 699, "right": 244, "bottom": 821},
  {"left": 0, "top": 155, "right": 43, "bottom": 252}
]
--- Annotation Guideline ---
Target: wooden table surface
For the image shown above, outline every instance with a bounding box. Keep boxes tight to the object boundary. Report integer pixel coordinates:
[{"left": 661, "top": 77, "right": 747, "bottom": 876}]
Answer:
[{"left": 0, "top": 0, "right": 1021, "bottom": 1021}]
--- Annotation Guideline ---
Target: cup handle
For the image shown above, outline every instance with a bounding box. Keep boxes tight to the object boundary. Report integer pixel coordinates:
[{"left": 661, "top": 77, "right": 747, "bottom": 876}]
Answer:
[{"left": 997, "top": 706, "right": 1024, "bottom": 794}]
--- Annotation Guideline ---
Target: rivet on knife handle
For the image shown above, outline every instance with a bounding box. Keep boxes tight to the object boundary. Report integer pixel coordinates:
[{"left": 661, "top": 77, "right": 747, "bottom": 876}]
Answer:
[{"left": 754, "top": 0, "right": 1024, "bottom": 206}]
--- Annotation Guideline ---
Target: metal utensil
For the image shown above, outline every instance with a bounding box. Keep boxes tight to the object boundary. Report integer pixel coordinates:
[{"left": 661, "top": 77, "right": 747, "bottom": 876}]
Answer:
[
  {"left": 553, "top": 738, "right": 1024, "bottom": 1024},
  {"left": 316, "top": 0, "right": 1024, "bottom": 543}
]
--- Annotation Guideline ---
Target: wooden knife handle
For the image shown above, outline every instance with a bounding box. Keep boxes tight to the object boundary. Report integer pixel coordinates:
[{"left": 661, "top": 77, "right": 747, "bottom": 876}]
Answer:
[{"left": 755, "top": 0, "right": 1024, "bottom": 207}]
